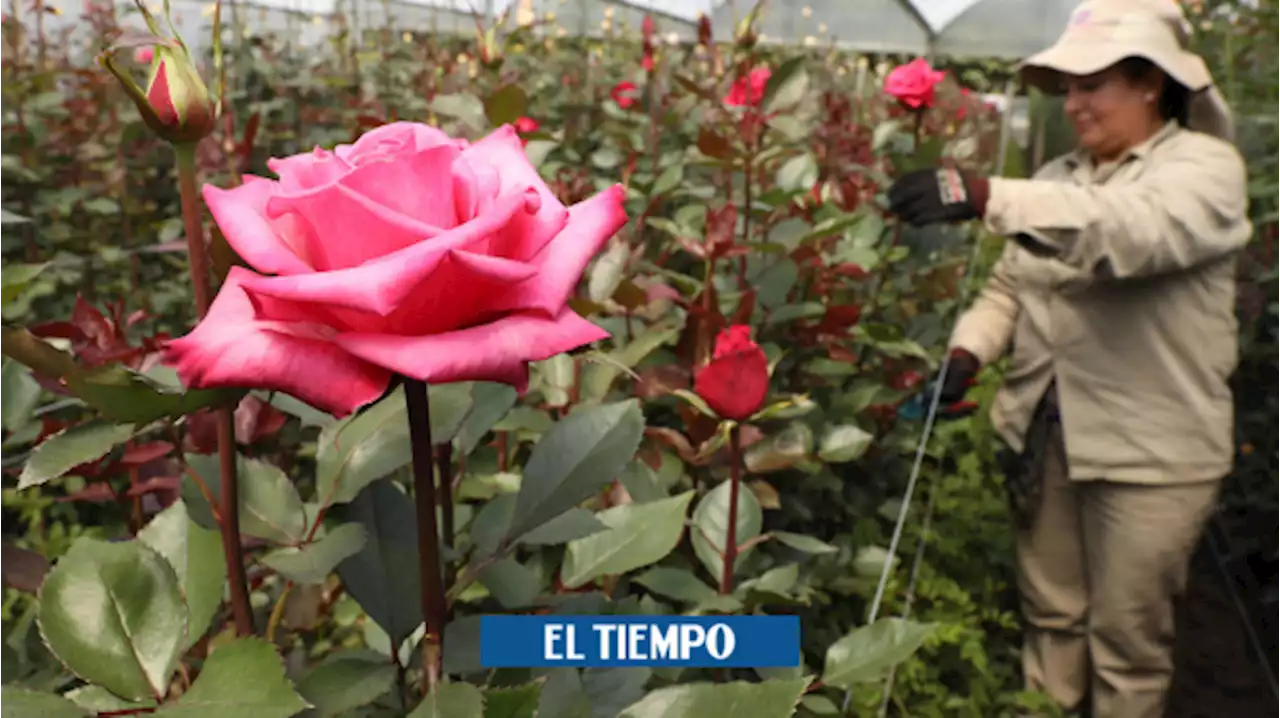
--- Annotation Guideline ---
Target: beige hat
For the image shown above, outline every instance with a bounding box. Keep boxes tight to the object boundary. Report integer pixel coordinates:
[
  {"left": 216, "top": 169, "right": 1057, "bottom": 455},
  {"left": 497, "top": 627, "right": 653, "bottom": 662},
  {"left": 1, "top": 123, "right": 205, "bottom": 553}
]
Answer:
[{"left": 1019, "top": 0, "right": 1235, "bottom": 142}]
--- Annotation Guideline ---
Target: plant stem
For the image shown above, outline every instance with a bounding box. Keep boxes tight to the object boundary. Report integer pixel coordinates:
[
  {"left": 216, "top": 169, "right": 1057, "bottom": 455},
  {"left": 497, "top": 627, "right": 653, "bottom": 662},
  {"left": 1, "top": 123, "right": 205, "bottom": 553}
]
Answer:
[
  {"left": 436, "top": 442, "right": 456, "bottom": 593},
  {"left": 738, "top": 154, "right": 753, "bottom": 291},
  {"left": 404, "top": 378, "right": 447, "bottom": 694},
  {"left": 175, "top": 142, "right": 253, "bottom": 637},
  {"left": 175, "top": 145, "right": 213, "bottom": 315},
  {"left": 719, "top": 424, "right": 743, "bottom": 595}
]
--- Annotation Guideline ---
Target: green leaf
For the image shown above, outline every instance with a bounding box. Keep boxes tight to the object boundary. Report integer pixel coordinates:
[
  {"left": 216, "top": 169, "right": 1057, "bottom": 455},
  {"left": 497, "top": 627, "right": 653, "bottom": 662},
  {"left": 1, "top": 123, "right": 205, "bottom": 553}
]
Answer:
[
  {"left": 484, "top": 84, "right": 528, "bottom": 126},
  {"left": 137, "top": 500, "right": 227, "bottom": 650},
  {"left": 430, "top": 93, "right": 487, "bottom": 131},
  {"left": 456, "top": 382, "right": 519, "bottom": 456},
  {"left": 764, "top": 302, "right": 825, "bottom": 326},
  {"left": 505, "top": 400, "right": 645, "bottom": 543},
  {"left": 771, "top": 531, "right": 838, "bottom": 555},
  {"left": 633, "top": 567, "right": 717, "bottom": 604},
  {"left": 817, "top": 424, "right": 875, "bottom": 463},
  {"left": 407, "top": 681, "right": 483, "bottom": 718},
  {"left": 762, "top": 56, "right": 809, "bottom": 114},
  {"left": 651, "top": 164, "right": 683, "bottom": 197},
  {"left": 18, "top": 421, "right": 135, "bottom": 489},
  {"left": 296, "top": 652, "right": 396, "bottom": 718},
  {"left": 38, "top": 538, "right": 186, "bottom": 702},
  {"left": 821, "top": 618, "right": 936, "bottom": 689},
  {"left": 0, "top": 687, "right": 90, "bottom": 718},
  {"left": 669, "top": 389, "right": 715, "bottom": 417},
  {"left": 1, "top": 358, "right": 42, "bottom": 432},
  {"left": 1, "top": 263, "right": 49, "bottom": 307},
  {"left": 516, "top": 508, "right": 606, "bottom": 546},
  {"left": 428, "top": 381, "right": 477, "bottom": 444},
  {"left": 183, "top": 453, "right": 307, "bottom": 545},
  {"left": 561, "top": 491, "right": 694, "bottom": 589},
  {"left": 483, "top": 682, "right": 541, "bottom": 718},
  {"left": 618, "top": 678, "right": 811, "bottom": 718},
  {"left": 582, "top": 668, "right": 651, "bottom": 718},
  {"left": 775, "top": 153, "right": 818, "bottom": 193},
  {"left": 262, "top": 391, "right": 334, "bottom": 428},
  {"left": 260, "top": 522, "right": 367, "bottom": 585},
  {"left": 0, "top": 207, "right": 32, "bottom": 224},
  {"left": 580, "top": 324, "right": 681, "bottom": 402},
  {"left": 588, "top": 241, "right": 630, "bottom": 304},
  {"left": 64, "top": 685, "right": 156, "bottom": 712},
  {"left": 744, "top": 422, "right": 814, "bottom": 474},
  {"left": 334, "top": 479, "right": 422, "bottom": 649},
  {"left": 313, "top": 384, "right": 472, "bottom": 487},
  {"left": 478, "top": 558, "right": 541, "bottom": 609},
  {"left": 315, "top": 388, "right": 410, "bottom": 508},
  {"left": 691, "top": 480, "right": 763, "bottom": 581},
  {"left": 536, "top": 669, "right": 591, "bottom": 718},
  {"left": 64, "top": 364, "right": 235, "bottom": 424},
  {"left": 152, "top": 637, "right": 310, "bottom": 718}
]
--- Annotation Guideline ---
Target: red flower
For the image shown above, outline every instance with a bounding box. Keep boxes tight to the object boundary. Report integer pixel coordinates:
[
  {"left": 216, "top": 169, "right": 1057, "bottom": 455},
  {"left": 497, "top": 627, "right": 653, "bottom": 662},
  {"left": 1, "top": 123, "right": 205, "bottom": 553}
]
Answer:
[
  {"left": 884, "top": 57, "right": 946, "bottom": 110},
  {"left": 514, "top": 116, "right": 539, "bottom": 146},
  {"left": 724, "top": 66, "right": 771, "bottom": 107},
  {"left": 693, "top": 325, "right": 769, "bottom": 421},
  {"left": 641, "top": 53, "right": 655, "bottom": 73},
  {"left": 611, "top": 81, "right": 639, "bottom": 109},
  {"left": 641, "top": 14, "right": 656, "bottom": 41},
  {"left": 889, "top": 369, "right": 925, "bottom": 391}
]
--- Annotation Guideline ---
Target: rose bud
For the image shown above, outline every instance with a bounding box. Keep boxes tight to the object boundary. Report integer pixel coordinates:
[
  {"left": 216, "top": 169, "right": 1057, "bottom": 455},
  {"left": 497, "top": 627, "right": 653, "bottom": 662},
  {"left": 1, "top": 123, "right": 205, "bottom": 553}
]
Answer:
[{"left": 693, "top": 325, "right": 770, "bottom": 421}]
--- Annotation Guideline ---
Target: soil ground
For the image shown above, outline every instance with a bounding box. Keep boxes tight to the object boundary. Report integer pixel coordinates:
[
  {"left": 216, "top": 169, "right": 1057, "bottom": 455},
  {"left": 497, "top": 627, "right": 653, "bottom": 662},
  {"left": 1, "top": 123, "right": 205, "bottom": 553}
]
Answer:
[{"left": 1165, "top": 507, "right": 1278, "bottom": 718}]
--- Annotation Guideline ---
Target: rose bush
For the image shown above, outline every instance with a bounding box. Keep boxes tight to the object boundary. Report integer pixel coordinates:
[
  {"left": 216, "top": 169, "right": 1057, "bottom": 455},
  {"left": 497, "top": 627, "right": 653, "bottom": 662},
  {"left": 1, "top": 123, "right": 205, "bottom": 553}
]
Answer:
[{"left": 165, "top": 121, "right": 627, "bottom": 416}]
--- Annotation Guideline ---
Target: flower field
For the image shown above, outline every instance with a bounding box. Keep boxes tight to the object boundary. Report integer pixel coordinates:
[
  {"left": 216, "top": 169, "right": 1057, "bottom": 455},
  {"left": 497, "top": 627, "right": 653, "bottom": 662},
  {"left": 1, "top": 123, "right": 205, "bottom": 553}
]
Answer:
[{"left": 1, "top": 1, "right": 1275, "bottom": 717}]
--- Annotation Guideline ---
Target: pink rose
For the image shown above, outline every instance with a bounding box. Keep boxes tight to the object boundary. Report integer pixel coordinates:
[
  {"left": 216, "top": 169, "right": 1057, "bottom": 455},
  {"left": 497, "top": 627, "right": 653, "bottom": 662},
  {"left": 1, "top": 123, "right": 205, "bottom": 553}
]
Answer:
[
  {"left": 884, "top": 58, "right": 946, "bottom": 109},
  {"left": 134, "top": 46, "right": 154, "bottom": 64},
  {"left": 165, "top": 122, "right": 627, "bottom": 416}
]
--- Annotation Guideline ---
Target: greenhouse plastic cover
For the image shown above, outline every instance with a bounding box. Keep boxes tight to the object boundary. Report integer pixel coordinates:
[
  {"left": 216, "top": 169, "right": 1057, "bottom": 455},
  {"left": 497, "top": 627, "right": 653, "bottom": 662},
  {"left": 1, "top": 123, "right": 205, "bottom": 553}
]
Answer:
[{"left": 37, "top": 0, "right": 1081, "bottom": 61}]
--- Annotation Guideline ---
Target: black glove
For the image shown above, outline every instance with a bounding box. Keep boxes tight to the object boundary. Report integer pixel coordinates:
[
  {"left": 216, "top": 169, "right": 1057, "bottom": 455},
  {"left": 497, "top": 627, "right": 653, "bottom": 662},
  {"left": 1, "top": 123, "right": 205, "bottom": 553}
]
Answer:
[
  {"left": 937, "top": 349, "right": 980, "bottom": 405},
  {"left": 887, "top": 168, "right": 990, "bottom": 226}
]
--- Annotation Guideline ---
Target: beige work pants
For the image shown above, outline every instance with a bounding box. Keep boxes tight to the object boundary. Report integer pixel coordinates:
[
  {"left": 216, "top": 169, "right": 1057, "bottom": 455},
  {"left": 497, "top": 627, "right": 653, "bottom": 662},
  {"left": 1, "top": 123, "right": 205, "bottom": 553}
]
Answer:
[{"left": 1015, "top": 425, "right": 1221, "bottom": 718}]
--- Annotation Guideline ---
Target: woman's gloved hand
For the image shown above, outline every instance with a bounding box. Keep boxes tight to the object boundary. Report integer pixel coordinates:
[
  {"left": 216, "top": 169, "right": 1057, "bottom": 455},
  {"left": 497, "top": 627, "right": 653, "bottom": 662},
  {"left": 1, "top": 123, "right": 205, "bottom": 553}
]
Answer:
[
  {"left": 887, "top": 168, "right": 990, "bottom": 226},
  {"left": 938, "top": 348, "right": 981, "bottom": 405},
  {"left": 897, "top": 348, "right": 983, "bottom": 422}
]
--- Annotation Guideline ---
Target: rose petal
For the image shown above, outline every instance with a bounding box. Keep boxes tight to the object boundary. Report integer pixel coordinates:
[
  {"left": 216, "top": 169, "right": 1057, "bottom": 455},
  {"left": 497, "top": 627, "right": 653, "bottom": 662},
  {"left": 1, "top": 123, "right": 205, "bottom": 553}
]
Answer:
[
  {"left": 491, "top": 184, "right": 628, "bottom": 316},
  {"left": 335, "top": 307, "right": 610, "bottom": 391},
  {"left": 334, "top": 121, "right": 457, "bottom": 165},
  {"left": 267, "top": 147, "right": 353, "bottom": 192},
  {"left": 249, "top": 248, "right": 539, "bottom": 336},
  {"left": 164, "top": 267, "right": 391, "bottom": 417},
  {"left": 203, "top": 182, "right": 315, "bottom": 275},
  {"left": 461, "top": 125, "right": 568, "bottom": 259},
  {"left": 265, "top": 144, "right": 461, "bottom": 270},
  {"left": 239, "top": 190, "right": 537, "bottom": 316}
]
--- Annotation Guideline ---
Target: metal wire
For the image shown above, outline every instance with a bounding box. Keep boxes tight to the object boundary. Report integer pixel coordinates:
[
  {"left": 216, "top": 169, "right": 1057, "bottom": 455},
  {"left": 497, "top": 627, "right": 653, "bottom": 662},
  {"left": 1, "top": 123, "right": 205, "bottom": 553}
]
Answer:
[
  {"left": 877, "top": 477, "right": 940, "bottom": 717},
  {"left": 841, "top": 233, "right": 987, "bottom": 715}
]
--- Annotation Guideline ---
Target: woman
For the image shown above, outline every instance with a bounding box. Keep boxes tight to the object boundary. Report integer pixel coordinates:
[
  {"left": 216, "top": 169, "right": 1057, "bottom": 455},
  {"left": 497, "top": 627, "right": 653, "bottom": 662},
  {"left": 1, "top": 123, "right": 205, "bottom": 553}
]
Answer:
[{"left": 885, "top": 1, "right": 1250, "bottom": 717}]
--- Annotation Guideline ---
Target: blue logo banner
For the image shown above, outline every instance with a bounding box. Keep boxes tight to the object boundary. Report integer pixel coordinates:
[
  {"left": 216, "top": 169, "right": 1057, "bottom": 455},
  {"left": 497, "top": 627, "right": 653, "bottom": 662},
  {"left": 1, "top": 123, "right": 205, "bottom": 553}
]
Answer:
[{"left": 479, "top": 614, "right": 801, "bottom": 668}]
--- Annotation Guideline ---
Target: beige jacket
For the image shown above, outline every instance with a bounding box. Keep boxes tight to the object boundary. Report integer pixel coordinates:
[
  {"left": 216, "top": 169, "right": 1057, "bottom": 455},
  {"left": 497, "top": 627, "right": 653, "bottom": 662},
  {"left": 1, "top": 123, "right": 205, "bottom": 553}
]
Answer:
[{"left": 951, "top": 122, "right": 1251, "bottom": 484}]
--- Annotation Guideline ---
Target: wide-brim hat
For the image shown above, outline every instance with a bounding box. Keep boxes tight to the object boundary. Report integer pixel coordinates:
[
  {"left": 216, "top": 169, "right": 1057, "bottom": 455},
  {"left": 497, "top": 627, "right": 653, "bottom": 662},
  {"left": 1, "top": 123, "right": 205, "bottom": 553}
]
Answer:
[{"left": 1019, "top": 0, "right": 1235, "bottom": 142}]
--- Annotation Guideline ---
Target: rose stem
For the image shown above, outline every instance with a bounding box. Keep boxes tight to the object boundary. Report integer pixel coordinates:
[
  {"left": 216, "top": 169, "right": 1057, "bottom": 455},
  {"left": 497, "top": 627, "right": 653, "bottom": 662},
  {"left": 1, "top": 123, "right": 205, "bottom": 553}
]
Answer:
[
  {"left": 404, "top": 378, "right": 447, "bottom": 694},
  {"left": 720, "top": 423, "right": 743, "bottom": 596},
  {"left": 436, "top": 441, "right": 456, "bottom": 595},
  {"left": 175, "top": 142, "right": 254, "bottom": 638}
]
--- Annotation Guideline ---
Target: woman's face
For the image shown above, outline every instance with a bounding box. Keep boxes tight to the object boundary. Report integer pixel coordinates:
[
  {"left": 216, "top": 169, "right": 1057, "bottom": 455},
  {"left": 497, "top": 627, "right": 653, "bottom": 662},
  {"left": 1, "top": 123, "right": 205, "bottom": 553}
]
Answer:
[{"left": 1062, "top": 65, "right": 1165, "bottom": 162}]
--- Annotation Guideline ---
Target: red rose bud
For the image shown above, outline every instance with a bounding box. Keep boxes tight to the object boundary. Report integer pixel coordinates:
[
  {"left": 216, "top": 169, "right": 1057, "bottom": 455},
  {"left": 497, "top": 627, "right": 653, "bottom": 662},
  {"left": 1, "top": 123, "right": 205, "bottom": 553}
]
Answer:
[
  {"left": 697, "top": 13, "right": 712, "bottom": 45},
  {"left": 641, "top": 14, "right": 656, "bottom": 41},
  {"left": 693, "top": 325, "right": 769, "bottom": 421},
  {"left": 102, "top": 43, "right": 216, "bottom": 144}
]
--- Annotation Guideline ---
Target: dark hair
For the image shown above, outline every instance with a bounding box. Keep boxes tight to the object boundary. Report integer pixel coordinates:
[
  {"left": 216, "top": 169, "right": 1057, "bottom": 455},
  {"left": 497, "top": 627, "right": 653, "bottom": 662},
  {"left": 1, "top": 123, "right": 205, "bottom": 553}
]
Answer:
[{"left": 1115, "top": 56, "right": 1192, "bottom": 126}]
